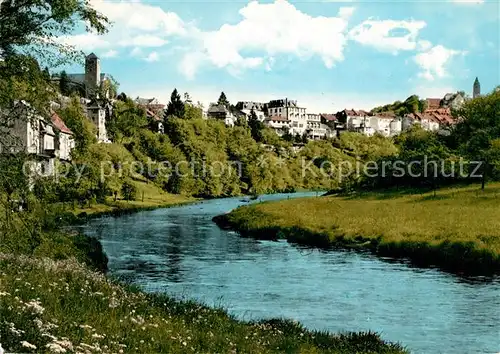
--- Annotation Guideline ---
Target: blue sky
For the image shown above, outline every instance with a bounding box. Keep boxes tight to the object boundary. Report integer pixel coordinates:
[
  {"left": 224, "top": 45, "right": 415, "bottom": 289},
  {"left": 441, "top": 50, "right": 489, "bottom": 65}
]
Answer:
[{"left": 61, "top": 0, "right": 499, "bottom": 112}]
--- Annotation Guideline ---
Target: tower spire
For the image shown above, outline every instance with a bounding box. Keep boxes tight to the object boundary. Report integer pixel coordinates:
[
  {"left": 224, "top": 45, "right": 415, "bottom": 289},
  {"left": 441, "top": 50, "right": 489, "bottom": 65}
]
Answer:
[{"left": 473, "top": 77, "right": 481, "bottom": 99}]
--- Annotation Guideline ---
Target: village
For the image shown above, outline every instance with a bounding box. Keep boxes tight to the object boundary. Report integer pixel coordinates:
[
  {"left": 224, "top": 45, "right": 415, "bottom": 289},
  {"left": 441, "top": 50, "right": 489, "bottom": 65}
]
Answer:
[{"left": 0, "top": 52, "right": 490, "bottom": 178}]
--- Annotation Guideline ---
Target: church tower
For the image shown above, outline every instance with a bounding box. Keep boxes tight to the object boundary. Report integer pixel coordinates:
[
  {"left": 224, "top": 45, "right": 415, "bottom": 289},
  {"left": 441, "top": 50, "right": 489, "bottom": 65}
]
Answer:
[
  {"left": 473, "top": 77, "right": 481, "bottom": 99},
  {"left": 85, "top": 53, "right": 101, "bottom": 98}
]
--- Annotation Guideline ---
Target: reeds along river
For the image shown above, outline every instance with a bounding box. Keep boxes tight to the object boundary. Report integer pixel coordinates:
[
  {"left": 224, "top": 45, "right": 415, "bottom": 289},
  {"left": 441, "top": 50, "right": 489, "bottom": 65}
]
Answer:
[{"left": 78, "top": 192, "right": 500, "bottom": 354}]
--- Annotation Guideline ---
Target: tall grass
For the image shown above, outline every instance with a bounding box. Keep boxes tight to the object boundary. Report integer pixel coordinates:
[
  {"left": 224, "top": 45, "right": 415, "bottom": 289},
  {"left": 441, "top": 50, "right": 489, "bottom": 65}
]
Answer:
[
  {"left": 216, "top": 183, "right": 500, "bottom": 275},
  {"left": 0, "top": 254, "right": 406, "bottom": 353}
]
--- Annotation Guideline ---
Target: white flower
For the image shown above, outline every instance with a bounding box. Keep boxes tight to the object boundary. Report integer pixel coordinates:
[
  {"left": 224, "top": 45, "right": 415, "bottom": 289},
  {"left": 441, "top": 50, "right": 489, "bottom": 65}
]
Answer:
[
  {"left": 25, "top": 300, "right": 45, "bottom": 315},
  {"left": 0, "top": 342, "right": 4, "bottom": 354},
  {"left": 46, "top": 342, "right": 66, "bottom": 353},
  {"left": 21, "top": 341, "right": 37, "bottom": 349}
]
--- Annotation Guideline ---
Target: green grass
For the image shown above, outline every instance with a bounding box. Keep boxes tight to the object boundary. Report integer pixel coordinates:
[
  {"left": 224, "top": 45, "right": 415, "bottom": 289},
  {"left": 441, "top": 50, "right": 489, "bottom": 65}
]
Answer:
[
  {"left": 215, "top": 183, "right": 500, "bottom": 275},
  {"left": 63, "top": 180, "right": 197, "bottom": 218},
  {"left": 0, "top": 254, "right": 406, "bottom": 354}
]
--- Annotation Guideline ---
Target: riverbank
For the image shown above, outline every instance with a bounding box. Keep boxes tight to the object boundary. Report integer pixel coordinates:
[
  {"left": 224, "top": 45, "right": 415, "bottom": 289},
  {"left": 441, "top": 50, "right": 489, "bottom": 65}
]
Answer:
[
  {"left": 0, "top": 254, "right": 406, "bottom": 353},
  {"left": 56, "top": 180, "right": 198, "bottom": 224},
  {"left": 0, "top": 191, "right": 407, "bottom": 353},
  {"left": 213, "top": 183, "right": 500, "bottom": 276}
]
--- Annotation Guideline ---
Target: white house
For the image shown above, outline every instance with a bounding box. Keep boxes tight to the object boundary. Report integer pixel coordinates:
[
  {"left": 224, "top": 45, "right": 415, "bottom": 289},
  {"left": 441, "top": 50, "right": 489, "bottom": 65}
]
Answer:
[
  {"left": 306, "top": 113, "right": 328, "bottom": 139},
  {"left": 264, "top": 116, "right": 290, "bottom": 136},
  {"left": 51, "top": 112, "right": 75, "bottom": 161},
  {"left": 267, "top": 99, "right": 307, "bottom": 136},
  {"left": 241, "top": 108, "right": 266, "bottom": 122}
]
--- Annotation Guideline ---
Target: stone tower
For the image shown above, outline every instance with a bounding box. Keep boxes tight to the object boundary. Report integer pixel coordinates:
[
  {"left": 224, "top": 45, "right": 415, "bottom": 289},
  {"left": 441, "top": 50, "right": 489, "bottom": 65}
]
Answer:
[
  {"left": 473, "top": 77, "right": 481, "bottom": 99},
  {"left": 85, "top": 53, "right": 101, "bottom": 98}
]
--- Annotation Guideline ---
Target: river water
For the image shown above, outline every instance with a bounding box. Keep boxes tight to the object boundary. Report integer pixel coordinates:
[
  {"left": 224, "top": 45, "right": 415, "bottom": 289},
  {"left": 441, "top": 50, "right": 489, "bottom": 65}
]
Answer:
[{"left": 79, "top": 192, "right": 500, "bottom": 354}]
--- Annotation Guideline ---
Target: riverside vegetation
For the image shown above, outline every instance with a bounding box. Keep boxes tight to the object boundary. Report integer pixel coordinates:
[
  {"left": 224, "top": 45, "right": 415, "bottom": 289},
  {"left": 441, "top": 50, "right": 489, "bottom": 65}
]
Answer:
[{"left": 0, "top": 0, "right": 407, "bottom": 352}]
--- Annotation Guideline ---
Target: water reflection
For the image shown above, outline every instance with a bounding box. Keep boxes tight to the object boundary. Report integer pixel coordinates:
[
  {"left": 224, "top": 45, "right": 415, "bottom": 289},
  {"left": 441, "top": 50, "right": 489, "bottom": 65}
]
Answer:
[{"left": 78, "top": 192, "right": 500, "bottom": 354}]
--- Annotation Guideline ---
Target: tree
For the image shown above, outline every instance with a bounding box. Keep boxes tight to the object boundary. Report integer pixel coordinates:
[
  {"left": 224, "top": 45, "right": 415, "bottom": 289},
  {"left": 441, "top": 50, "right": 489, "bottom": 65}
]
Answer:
[
  {"left": 184, "top": 104, "right": 203, "bottom": 120},
  {"left": 58, "top": 96, "right": 97, "bottom": 155},
  {"left": 217, "top": 92, "right": 230, "bottom": 108},
  {"left": 248, "top": 108, "right": 264, "bottom": 142},
  {"left": 59, "top": 70, "right": 70, "bottom": 96},
  {"left": 184, "top": 92, "right": 192, "bottom": 105},
  {"left": 107, "top": 98, "right": 148, "bottom": 141},
  {"left": 42, "top": 67, "right": 51, "bottom": 81},
  {"left": 165, "top": 89, "right": 185, "bottom": 119},
  {"left": 0, "top": 0, "right": 109, "bottom": 65},
  {"left": 453, "top": 90, "right": 500, "bottom": 189}
]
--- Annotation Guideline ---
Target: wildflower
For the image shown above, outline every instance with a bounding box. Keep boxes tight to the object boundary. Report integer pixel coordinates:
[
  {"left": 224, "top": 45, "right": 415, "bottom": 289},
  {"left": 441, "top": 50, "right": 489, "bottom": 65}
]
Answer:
[
  {"left": 21, "top": 341, "right": 37, "bottom": 349},
  {"left": 0, "top": 292, "right": 10, "bottom": 296},
  {"left": 25, "top": 300, "right": 45, "bottom": 315},
  {"left": 46, "top": 342, "right": 66, "bottom": 353},
  {"left": 91, "top": 334, "right": 105, "bottom": 339}
]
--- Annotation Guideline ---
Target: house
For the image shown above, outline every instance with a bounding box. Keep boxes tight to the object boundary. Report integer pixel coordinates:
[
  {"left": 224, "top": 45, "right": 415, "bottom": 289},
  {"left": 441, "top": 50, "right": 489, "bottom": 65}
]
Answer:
[
  {"left": 370, "top": 112, "right": 397, "bottom": 137},
  {"left": 87, "top": 98, "right": 111, "bottom": 143},
  {"left": 236, "top": 101, "right": 267, "bottom": 111},
  {"left": 240, "top": 108, "right": 266, "bottom": 122},
  {"left": 207, "top": 103, "right": 237, "bottom": 127},
  {"left": 336, "top": 109, "right": 371, "bottom": 133},
  {"left": 50, "top": 112, "right": 75, "bottom": 161},
  {"left": 306, "top": 113, "right": 325, "bottom": 140},
  {"left": 0, "top": 102, "right": 74, "bottom": 180},
  {"left": 135, "top": 97, "right": 165, "bottom": 121},
  {"left": 404, "top": 112, "right": 440, "bottom": 132},
  {"left": 441, "top": 92, "right": 466, "bottom": 110},
  {"left": 264, "top": 115, "right": 290, "bottom": 136},
  {"left": 267, "top": 99, "right": 307, "bottom": 136},
  {"left": 426, "top": 98, "right": 442, "bottom": 110}
]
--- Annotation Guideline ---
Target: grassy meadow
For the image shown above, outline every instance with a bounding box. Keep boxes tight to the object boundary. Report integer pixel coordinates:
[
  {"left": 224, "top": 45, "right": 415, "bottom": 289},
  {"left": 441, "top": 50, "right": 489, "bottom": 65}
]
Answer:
[
  {"left": 0, "top": 253, "right": 407, "bottom": 354},
  {"left": 215, "top": 183, "right": 500, "bottom": 275},
  {"left": 62, "top": 179, "right": 196, "bottom": 218}
]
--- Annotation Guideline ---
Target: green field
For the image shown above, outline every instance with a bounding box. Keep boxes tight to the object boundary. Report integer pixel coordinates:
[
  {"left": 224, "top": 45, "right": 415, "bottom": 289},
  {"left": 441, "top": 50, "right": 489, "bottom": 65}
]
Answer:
[{"left": 215, "top": 183, "right": 500, "bottom": 275}]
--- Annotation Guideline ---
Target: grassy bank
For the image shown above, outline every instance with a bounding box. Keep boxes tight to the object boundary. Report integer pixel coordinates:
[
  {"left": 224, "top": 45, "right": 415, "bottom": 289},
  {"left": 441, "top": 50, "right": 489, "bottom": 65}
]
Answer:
[
  {"left": 57, "top": 179, "right": 197, "bottom": 222},
  {"left": 0, "top": 254, "right": 406, "bottom": 353},
  {"left": 214, "top": 183, "right": 500, "bottom": 276}
]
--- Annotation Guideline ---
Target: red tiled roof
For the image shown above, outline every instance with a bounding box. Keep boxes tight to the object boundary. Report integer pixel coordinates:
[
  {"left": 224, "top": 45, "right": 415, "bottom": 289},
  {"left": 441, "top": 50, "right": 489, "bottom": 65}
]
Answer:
[
  {"left": 146, "top": 109, "right": 162, "bottom": 121},
  {"left": 426, "top": 98, "right": 442, "bottom": 109},
  {"left": 320, "top": 113, "right": 337, "bottom": 121},
  {"left": 343, "top": 109, "right": 370, "bottom": 117},
  {"left": 51, "top": 112, "right": 73, "bottom": 135},
  {"left": 374, "top": 112, "right": 396, "bottom": 119}
]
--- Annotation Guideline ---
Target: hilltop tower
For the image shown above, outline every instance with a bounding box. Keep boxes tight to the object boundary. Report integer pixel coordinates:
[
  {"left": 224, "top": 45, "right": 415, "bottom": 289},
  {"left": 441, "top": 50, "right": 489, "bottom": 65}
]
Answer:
[
  {"left": 473, "top": 77, "right": 481, "bottom": 99},
  {"left": 85, "top": 53, "right": 101, "bottom": 98}
]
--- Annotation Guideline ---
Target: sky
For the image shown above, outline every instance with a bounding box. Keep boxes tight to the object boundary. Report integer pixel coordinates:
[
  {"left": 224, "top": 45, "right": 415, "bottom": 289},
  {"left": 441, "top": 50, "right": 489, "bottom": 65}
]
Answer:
[{"left": 60, "top": 0, "right": 500, "bottom": 113}]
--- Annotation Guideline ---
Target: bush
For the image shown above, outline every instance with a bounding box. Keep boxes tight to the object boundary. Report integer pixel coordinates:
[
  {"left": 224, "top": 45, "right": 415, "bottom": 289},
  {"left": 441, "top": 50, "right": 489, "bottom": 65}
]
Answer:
[{"left": 121, "top": 181, "right": 137, "bottom": 201}]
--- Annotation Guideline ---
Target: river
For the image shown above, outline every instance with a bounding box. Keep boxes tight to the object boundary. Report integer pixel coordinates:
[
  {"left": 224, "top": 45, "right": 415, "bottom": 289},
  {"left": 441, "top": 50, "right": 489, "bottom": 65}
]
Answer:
[{"left": 78, "top": 192, "right": 500, "bottom": 354}]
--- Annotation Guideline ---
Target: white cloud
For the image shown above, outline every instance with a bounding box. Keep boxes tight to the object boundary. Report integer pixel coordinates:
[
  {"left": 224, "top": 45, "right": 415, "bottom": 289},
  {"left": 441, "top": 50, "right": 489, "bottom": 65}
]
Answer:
[
  {"left": 102, "top": 49, "right": 118, "bottom": 58},
  {"left": 180, "top": 0, "right": 353, "bottom": 78},
  {"left": 349, "top": 19, "right": 427, "bottom": 53},
  {"left": 417, "top": 40, "right": 432, "bottom": 51},
  {"left": 56, "top": 33, "right": 110, "bottom": 51},
  {"left": 60, "top": 0, "right": 186, "bottom": 51},
  {"left": 119, "top": 35, "right": 168, "bottom": 48},
  {"left": 89, "top": 0, "right": 186, "bottom": 35},
  {"left": 414, "top": 45, "right": 465, "bottom": 81},
  {"left": 130, "top": 47, "right": 143, "bottom": 57},
  {"left": 143, "top": 51, "right": 160, "bottom": 62}
]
